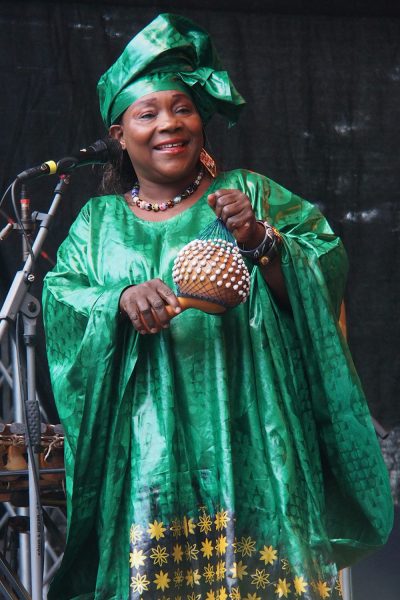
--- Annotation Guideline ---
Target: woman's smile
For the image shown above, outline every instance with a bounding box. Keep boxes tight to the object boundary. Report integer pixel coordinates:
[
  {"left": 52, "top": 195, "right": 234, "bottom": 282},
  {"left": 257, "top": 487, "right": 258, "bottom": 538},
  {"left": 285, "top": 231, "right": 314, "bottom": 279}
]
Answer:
[{"left": 153, "top": 138, "right": 189, "bottom": 153}]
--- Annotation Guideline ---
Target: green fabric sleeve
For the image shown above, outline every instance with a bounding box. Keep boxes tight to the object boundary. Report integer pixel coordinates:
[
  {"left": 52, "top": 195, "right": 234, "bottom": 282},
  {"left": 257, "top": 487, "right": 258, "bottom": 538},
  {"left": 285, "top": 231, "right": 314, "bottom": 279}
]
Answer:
[{"left": 43, "top": 202, "right": 139, "bottom": 598}]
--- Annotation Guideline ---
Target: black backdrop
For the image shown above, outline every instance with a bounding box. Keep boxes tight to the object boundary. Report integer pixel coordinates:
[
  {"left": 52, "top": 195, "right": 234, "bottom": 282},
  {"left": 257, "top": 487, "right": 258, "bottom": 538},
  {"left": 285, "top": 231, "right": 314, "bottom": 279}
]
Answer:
[{"left": 0, "top": 0, "right": 399, "bottom": 428}]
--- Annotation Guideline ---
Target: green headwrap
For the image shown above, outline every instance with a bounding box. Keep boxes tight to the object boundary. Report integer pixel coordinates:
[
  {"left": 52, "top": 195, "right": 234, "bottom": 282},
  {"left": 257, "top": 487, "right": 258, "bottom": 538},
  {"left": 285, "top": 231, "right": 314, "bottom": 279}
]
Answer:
[{"left": 97, "top": 13, "right": 246, "bottom": 127}]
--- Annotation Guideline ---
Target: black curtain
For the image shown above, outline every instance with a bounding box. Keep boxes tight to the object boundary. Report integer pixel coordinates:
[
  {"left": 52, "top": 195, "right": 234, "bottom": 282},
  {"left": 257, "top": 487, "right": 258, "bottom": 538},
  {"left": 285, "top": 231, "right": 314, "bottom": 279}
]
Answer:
[{"left": 0, "top": 0, "right": 399, "bottom": 428}]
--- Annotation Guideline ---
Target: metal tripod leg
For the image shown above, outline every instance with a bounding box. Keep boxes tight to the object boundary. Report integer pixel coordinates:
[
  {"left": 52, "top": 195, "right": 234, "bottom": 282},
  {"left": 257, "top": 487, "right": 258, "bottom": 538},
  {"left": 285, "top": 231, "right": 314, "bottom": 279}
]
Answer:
[
  {"left": 341, "top": 567, "right": 353, "bottom": 600},
  {"left": 0, "top": 552, "right": 31, "bottom": 600}
]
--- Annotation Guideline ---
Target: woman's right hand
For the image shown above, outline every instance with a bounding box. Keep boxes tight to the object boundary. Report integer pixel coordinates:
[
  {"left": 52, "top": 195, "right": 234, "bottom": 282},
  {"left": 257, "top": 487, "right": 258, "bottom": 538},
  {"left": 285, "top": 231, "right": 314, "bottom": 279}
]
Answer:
[{"left": 119, "top": 279, "right": 181, "bottom": 334}]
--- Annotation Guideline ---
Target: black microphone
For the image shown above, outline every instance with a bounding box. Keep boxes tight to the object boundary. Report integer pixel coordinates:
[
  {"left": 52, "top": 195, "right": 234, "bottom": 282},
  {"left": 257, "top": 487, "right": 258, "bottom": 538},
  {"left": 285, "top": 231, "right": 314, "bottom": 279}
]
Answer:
[
  {"left": 56, "top": 138, "right": 121, "bottom": 174},
  {"left": 16, "top": 138, "right": 121, "bottom": 181},
  {"left": 17, "top": 160, "right": 57, "bottom": 182}
]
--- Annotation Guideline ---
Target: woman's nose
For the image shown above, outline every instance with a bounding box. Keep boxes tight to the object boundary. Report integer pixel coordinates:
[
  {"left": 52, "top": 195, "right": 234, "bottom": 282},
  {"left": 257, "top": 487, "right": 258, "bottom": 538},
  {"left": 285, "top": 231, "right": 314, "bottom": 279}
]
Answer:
[{"left": 158, "top": 111, "right": 182, "bottom": 131}]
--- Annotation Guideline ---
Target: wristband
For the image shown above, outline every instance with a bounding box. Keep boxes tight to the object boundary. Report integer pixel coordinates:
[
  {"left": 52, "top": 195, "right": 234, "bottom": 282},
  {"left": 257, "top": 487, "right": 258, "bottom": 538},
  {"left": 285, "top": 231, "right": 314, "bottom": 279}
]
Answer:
[{"left": 239, "top": 220, "right": 282, "bottom": 266}]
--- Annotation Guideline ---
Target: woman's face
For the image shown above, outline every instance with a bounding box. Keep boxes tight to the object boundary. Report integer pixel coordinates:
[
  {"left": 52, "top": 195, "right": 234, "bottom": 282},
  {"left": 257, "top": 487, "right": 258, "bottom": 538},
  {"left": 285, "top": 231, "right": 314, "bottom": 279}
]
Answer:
[{"left": 109, "top": 90, "right": 203, "bottom": 186}]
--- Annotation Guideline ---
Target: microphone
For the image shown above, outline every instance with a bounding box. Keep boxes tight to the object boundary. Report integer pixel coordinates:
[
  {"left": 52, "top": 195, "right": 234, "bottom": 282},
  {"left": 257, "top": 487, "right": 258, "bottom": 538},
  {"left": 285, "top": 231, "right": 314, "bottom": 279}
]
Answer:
[
  {"left": 20, "top": 184, "right": 33, "bottom": 261},
  {"left": 56, "top": 138, "right": 121, "bottom": 174},
  {"left": 16, "top": 138, "right": 121, "bottom": 181},
  {"left": 17, "top": 160, "right": 57, "bottom": 182}
]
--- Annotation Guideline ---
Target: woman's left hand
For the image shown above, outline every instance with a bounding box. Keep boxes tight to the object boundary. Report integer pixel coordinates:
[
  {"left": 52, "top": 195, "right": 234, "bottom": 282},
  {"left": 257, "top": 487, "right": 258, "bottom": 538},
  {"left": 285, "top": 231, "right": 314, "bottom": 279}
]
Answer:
[
  {"left": 208, "top": 188, "right": 290, "bottom": 308},
  {"left": 207, "top": 189, "right": 263, "bottom": 247}
]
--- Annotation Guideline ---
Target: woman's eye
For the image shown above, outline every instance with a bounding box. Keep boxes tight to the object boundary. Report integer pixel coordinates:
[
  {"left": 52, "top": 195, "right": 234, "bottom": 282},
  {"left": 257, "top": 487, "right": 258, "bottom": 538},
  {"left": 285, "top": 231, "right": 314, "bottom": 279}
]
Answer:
[
  {"left": 138, "top": 112, "right": 155, "bottom": 119},
  {"left": 176, "top": 106, "right": 192, "bottom": 114}
]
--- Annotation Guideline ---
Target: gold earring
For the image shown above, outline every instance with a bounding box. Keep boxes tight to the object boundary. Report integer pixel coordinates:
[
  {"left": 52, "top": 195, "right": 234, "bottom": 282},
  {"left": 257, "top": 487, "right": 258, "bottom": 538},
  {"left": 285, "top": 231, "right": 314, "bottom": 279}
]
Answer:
[{"left": 200, "top": 148, "right": 217, "bottom": 178}]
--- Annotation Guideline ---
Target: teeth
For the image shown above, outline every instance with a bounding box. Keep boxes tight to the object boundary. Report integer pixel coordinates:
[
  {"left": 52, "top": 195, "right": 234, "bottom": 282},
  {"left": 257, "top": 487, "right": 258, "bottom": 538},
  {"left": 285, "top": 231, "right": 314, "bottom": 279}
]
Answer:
[{"left": 157, "top": 143, "right": 184, "bottom": 149}]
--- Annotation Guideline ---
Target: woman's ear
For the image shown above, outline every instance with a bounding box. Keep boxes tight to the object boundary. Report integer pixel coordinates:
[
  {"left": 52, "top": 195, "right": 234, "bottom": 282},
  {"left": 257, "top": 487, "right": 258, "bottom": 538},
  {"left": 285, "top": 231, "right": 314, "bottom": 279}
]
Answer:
[{"left": 109, "top": 124, "right": 126, "bottom": 149}]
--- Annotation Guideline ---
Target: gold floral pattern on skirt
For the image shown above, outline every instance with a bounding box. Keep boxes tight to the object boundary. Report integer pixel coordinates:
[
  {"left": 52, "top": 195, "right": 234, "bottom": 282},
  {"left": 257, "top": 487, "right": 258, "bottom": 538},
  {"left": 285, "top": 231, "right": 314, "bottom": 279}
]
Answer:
[{"left": 129, "top": 508, "right": 343, "bottom": 599}]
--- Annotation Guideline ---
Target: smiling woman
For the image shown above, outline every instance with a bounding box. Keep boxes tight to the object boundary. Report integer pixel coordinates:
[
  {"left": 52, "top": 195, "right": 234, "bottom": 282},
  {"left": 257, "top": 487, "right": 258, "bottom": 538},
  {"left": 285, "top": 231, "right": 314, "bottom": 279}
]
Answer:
[
  {"left": 42, "top": 12, "right": 393, "bottom": 600},
  {"left": 109, "top": 91, "right": 205, "bottom": 202}
]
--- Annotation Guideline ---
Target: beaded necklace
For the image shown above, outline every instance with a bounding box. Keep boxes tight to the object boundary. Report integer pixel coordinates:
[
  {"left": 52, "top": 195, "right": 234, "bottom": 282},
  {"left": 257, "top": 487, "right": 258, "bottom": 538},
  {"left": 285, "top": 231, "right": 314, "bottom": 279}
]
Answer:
[{"left": 130, "top": 167, "right": 204, "bottom": 212}]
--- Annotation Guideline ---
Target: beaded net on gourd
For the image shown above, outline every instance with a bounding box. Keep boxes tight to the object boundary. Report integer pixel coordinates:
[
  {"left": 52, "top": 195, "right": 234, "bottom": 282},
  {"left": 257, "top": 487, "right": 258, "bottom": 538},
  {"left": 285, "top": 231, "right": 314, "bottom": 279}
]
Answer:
[{"left": 172, "top": 219, "right": 250, "bottom": 308}]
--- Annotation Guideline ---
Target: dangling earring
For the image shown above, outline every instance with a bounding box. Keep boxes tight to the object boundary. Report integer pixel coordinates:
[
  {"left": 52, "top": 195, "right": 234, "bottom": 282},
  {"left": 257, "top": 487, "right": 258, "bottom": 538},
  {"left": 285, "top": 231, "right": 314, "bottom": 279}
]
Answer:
[{"left": 200, "top": 148, "right": 217, "bottom": 178}]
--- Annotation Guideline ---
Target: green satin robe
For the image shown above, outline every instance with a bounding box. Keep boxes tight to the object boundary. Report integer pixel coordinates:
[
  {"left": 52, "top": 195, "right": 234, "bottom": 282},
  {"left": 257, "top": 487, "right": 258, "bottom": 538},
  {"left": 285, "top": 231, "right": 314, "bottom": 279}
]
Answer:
[{"left": 42, "top": 169, "right": 393, "bottom": 600}]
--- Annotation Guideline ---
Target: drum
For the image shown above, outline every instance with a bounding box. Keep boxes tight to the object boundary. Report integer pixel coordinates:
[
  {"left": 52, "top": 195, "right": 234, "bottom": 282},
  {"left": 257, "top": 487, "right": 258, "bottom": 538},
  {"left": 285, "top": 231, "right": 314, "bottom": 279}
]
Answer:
[{"left": 0, "top": 423, "right": 65, "bottom": 505}]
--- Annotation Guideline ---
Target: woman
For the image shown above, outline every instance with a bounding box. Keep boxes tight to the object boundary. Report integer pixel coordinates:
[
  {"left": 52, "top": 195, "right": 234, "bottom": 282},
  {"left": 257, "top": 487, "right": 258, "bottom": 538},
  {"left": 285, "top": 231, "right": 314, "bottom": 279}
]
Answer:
[{"left": 43, "top": 13, "right": 393, "bottom": 600}]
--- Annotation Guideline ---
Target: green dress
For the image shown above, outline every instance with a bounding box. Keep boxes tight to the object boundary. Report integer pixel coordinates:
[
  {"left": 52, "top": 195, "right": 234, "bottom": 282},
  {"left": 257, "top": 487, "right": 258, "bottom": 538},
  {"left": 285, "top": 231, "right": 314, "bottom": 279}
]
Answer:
[{"left": 42, "top": 169, "right": 393, "bottom": 600}]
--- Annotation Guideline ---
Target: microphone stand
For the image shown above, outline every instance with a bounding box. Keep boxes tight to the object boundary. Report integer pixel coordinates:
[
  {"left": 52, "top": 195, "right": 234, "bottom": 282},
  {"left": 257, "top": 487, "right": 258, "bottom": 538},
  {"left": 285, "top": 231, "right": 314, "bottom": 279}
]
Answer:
[{"left": 0, "top": 175, "right": 70, "bottom": 600}]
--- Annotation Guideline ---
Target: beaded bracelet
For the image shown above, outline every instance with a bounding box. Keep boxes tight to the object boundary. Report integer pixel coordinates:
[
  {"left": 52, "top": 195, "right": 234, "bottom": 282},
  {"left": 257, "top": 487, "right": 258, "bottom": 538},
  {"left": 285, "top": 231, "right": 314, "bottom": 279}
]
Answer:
[{"left": 239, "top": 220, "right": 282, "bottom": 266}]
